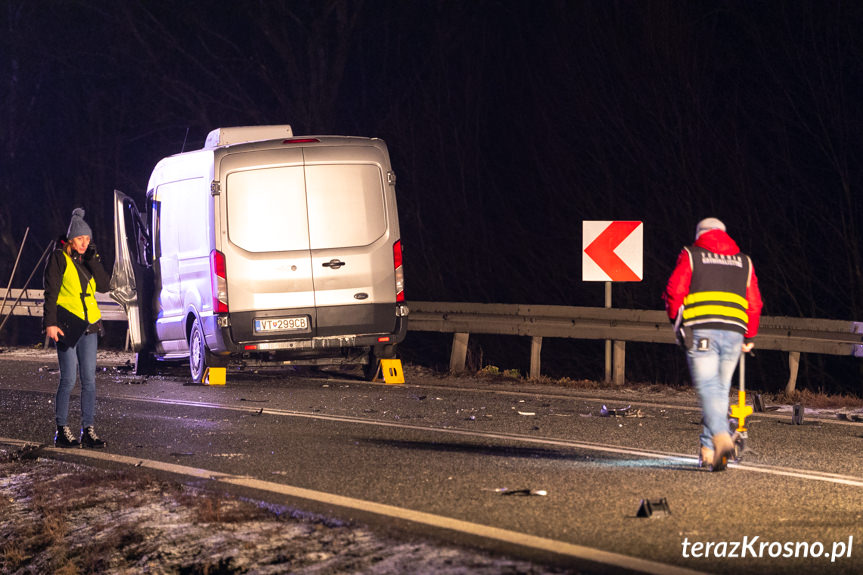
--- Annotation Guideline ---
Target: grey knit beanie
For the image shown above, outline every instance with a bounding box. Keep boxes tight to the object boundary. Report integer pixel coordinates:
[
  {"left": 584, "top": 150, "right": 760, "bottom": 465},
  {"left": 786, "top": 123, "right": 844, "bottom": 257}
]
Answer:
[
  {"left": 695, "top": 217, "right": 725, "bottom": 240},
  {"left": 66, "top": 208, "right": 93, "bottom": 239}
]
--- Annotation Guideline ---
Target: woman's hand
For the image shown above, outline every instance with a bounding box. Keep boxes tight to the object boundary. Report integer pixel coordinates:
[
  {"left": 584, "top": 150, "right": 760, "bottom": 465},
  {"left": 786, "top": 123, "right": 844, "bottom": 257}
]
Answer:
[{"left": 46, "top": 325, "right": 64, "bottom": 342}]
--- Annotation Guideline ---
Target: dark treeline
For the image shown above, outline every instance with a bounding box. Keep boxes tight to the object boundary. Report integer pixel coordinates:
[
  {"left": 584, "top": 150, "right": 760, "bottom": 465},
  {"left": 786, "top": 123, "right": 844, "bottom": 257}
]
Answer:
[{"left": 2, "top": 1, "right": 862, "bottom": 392}]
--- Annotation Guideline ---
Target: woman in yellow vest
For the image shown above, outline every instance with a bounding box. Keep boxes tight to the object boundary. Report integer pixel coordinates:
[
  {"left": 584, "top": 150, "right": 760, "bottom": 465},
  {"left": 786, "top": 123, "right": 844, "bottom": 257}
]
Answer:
[{"left": 43, "top": 208, "right": 111, "bottom": 448}]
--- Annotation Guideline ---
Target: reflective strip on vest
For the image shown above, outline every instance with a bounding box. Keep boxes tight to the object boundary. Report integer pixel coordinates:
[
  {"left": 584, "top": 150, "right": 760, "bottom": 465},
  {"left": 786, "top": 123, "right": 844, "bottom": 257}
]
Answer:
[
  {"left": 56, "top": 252, "right": 102, "bottom": 323},
  {"left": 682, "top": 290, "right": 748, "bottom": 327}
]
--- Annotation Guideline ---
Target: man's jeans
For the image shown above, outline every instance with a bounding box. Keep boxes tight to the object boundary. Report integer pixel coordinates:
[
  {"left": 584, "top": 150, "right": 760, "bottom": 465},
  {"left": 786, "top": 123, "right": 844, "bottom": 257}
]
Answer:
[
  {"left": 55, "top": 331, "right": 98, "bottom": 428},
  {"left": 686, "top": 328, "right": 743, "bottom": 449}
]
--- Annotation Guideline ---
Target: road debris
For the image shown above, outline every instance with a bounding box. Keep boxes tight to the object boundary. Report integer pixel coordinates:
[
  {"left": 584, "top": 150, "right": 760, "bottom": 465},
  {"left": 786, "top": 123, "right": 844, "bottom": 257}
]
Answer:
[
  {"left": 492, "top": 488, "right": 548, "bottom": 496},
  {"left": 837, "top": 412, "right": 863, "bottom": 422},
  {"left": 636, "top": 497, "right": 671, "bottom": 518},
  {"left": 113, "top": 360, "right": 135, "bottom": 373},
  {"left": 600, "top": 404, "right": 644, "bottom": 418}
]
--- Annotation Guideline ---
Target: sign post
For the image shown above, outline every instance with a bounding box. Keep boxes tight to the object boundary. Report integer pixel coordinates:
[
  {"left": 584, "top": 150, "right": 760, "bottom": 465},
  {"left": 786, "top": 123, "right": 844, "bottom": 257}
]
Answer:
[{"left": 583, "top": 221, "right": 643, "bottom": 384}]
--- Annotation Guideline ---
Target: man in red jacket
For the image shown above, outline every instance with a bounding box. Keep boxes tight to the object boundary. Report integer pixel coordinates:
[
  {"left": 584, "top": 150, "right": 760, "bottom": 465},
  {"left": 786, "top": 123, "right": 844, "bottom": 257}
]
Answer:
[{"left": 663, "top": 218, "right": 763, "bottom": 471}]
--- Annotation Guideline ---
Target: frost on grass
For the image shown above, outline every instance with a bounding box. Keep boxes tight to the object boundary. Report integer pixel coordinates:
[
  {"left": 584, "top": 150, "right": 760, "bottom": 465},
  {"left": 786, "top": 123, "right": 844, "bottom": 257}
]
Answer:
[{"left": 0, "top": 449, "right": 566, "bottom": 574}]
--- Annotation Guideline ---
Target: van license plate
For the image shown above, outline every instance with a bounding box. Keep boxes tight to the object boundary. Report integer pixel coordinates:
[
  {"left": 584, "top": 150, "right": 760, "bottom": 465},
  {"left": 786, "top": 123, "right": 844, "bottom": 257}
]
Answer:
[{"left": 254, "top": 316, "right": 309, "bottom": 333}]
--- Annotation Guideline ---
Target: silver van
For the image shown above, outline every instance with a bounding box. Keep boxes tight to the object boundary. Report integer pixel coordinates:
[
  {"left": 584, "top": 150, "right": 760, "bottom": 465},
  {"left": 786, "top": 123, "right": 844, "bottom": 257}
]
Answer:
[{"left": 111, "top": 125, "right": 408, "bottom": 382}]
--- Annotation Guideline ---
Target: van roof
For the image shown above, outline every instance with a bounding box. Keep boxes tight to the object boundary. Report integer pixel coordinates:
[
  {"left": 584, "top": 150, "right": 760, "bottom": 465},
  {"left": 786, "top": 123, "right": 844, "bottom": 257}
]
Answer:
[{"left": 203, "top": 125, "right": 294, "bottom": 149}]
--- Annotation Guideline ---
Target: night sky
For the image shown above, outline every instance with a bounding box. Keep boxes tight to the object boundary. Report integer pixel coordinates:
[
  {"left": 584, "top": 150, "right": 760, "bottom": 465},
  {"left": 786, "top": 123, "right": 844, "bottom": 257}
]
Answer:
[{"left": 2, "top": 1, "right": 862, "bottom": 388}]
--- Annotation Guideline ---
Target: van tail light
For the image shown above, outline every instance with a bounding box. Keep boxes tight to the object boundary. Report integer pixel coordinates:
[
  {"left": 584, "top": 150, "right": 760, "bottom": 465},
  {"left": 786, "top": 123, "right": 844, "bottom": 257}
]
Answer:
[
  {"left": 282, "top": 138, "right": 320, "bottom": 144},
  {"left": 210, "top": 249, "right": 229, "bottom": 313},
  {"left": 393, "top": 240, "right": 405, "bottom": 302}
]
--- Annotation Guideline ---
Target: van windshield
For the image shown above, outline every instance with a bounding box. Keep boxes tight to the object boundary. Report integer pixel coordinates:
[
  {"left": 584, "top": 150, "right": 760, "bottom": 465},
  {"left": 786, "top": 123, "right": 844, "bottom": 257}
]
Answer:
[{"left": 226, "top": 163, "right": 386, "bottom": 253}]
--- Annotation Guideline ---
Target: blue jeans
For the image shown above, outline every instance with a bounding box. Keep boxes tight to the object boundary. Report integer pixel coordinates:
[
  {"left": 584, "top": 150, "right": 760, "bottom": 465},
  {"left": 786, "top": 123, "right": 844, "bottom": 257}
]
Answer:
[
  {"left": 686, "top": 328, "right": 743, "bottom": 449},
  {"left": 55, "top": 331, "right": 98, "bottom": 428}
]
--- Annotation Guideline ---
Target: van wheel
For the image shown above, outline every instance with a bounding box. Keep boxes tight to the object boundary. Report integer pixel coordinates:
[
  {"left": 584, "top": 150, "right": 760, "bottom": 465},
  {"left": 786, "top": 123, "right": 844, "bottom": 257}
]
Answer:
[
  {"left": 189, "top": 319, "right": 208, "bottom": 384},
  {"left": 362, "top": 347, "right": 378, "bottom": 381}
]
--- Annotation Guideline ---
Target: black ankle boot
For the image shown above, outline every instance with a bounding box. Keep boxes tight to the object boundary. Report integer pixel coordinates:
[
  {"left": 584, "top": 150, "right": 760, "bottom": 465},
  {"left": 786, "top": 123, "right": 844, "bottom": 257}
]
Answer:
[
  {"left": 55, "top": 425, "right": 81, "bottom": 448},
  {"left": 81, "top": 426, "right": 106, "bottom": 449}
]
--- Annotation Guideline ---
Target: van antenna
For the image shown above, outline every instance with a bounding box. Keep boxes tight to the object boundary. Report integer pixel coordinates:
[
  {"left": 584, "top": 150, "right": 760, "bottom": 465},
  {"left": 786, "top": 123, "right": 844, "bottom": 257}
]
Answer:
[{"left": 180, "top": 127, "right": 190, "bottom": 153}]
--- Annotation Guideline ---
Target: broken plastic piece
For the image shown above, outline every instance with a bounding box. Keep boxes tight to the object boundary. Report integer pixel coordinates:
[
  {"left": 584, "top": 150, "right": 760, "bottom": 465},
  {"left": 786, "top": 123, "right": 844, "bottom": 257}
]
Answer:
[
  {"left": 600, "top": 404, "right": 631, "bottom": 417},
  {"left": 498, "top": 488, "right": 548, "bottom": 496},
  {"left": 114, "top": 361, "right": 134, "bottom": 373},
  {"left": 636, "top": 497, "right": 671, "bottom": 517}
]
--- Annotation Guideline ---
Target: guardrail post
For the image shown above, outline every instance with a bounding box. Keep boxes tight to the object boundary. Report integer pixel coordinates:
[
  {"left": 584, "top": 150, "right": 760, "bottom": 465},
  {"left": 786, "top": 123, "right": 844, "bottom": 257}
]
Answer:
[
  {"left": 604, "top": 282, "right": 612, "bottom": 383},
  {"left": 613, "top": 340, "right": 625, "bottom": 385},
  {"left": 450, "top": 332, "right": 469, "bottom": 373},
  {"left": 530, "top": 336, "right": 542, "bottom": 379},
  {"left": 785, "top": 351, "right": 800, "bottom": 395}
]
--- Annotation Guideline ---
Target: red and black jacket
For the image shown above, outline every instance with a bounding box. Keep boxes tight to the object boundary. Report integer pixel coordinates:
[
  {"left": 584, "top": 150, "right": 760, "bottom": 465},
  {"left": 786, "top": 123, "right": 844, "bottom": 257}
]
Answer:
[{"left": 663, "top": 229, "right": 763, "bottom": 342}]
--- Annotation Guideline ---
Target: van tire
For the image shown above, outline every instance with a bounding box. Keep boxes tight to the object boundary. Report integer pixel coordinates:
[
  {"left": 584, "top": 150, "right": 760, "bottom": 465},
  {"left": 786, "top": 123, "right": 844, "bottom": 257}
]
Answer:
[
  {"left": 189, "top": 318, "right": 209, "bottom": 384},
  {"left": 362, "top": 347, "right": 378, "bottom": 381},
  {"left": 362, "top": 344, "right": 397, "bottom": 381}
]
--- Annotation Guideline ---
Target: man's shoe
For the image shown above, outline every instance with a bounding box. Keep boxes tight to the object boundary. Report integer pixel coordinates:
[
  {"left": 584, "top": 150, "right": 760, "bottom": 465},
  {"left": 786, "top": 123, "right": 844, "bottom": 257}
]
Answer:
[
  {"left": 698, "top": 445, "right": 714, "bottom": 468},
  {"left": 711, "top": 432, "right": 734, "bottom": 472},
  {"left": 81, "top": 426, "right": 106, "bottom": 449},
  {"left": 55, "top": 426, "right": 80, "bottom": 448}
]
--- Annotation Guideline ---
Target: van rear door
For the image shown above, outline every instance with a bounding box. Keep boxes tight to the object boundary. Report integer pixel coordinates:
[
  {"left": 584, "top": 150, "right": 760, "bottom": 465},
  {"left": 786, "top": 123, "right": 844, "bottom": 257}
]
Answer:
[
  {"left": 110, "top": 190, "right": 154, "bottom": 351},
  {"left": 219, "top": 149, "right": 317, "bottom": 341},
  {"left": 303, "top": 146, "right": 396, "bottom": 336}
]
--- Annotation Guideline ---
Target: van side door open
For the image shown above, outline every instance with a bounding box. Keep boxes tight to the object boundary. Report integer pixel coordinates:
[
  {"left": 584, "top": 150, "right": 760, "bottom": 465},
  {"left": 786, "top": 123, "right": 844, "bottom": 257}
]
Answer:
[{"left": 110, "top": 190, "right": 154, "bottom": 352}]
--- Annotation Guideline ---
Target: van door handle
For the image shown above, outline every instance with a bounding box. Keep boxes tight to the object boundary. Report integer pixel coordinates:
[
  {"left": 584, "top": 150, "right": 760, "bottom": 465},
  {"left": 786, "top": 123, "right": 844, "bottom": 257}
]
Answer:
[{"left": 322, "top": 259, "right": 346, "bottom": 269}]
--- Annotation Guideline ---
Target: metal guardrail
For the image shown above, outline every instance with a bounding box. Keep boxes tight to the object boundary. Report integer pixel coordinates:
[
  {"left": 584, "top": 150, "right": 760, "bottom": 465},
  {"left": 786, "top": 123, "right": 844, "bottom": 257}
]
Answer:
[
  {"left": 407, "top": 301, "right": 863, "bottom": 392},
  {"left": 0, "top": 289, "right": 126, "bottom": 321},
  {"left": 4, "top": 291, "right": 862, "bottom": 391}
]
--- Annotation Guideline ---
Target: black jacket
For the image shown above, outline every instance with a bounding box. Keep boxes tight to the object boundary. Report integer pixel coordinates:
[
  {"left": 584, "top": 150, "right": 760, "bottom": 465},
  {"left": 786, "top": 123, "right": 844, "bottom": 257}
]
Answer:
[{"left": 43, "top": 244, "right": 111, "bottom": 330}]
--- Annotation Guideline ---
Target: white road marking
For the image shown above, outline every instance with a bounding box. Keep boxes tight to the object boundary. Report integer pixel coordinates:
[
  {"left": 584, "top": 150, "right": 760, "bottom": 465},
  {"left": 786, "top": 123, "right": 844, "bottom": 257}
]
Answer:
[{"left": 0, "top": 436, "right": 706, "bottom": 575}]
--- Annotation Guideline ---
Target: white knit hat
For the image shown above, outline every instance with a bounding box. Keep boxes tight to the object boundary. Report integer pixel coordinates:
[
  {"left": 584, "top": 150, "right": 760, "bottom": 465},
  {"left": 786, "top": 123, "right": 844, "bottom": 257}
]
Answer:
[{"left": 695, "top": 217, "right": 725, "bottom": 240}]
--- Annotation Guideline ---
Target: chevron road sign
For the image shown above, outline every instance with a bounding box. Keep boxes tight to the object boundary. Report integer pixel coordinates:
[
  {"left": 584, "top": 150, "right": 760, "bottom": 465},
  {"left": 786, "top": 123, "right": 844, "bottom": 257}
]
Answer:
[{"left": 582, "top": 221, "right": 643, "bottom": 282}]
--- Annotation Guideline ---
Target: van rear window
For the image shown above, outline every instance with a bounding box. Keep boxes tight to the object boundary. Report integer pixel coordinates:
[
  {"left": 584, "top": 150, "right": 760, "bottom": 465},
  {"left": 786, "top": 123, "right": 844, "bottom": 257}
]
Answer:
[
  {"left": 226, "top": 166, "right": 310, "bottom": 252},
  {"left": 226, "top": 164, "right": 386, "bottom": 253},
  {"left": 305, "top": 164, "right": 386, "bottom": 249}
]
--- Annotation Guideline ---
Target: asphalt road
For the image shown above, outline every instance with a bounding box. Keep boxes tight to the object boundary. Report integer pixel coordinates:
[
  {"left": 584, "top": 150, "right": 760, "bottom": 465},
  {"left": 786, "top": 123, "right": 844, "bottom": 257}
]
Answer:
[{"left": 1, "top": 348, "right": 862, "bottom": 574}]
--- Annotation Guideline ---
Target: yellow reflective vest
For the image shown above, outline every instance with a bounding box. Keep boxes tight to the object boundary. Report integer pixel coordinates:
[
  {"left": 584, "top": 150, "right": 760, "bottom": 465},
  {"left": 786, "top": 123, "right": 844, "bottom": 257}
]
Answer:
[{"left": 56, "top": 252, "right": 102, "bottom": 324}]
